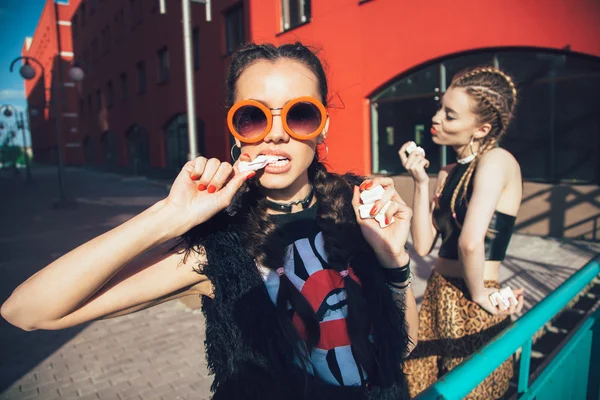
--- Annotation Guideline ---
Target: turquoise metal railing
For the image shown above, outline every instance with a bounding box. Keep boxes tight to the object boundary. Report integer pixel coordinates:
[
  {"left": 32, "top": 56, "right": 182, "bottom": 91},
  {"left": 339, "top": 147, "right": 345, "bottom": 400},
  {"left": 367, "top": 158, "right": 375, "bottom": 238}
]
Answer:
[{"left": 416, "top": 254, "right": 600, "bottom": 400}]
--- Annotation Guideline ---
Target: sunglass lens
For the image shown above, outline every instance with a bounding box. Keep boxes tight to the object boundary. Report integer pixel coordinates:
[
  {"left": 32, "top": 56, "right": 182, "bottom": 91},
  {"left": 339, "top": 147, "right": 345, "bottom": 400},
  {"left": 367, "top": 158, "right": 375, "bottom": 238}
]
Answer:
[
  {"left": 286, "top": 102, "right": 322, "bottom": 137},
  {"left": 233, "top": 105, "right": 267, "bottom": 139}
]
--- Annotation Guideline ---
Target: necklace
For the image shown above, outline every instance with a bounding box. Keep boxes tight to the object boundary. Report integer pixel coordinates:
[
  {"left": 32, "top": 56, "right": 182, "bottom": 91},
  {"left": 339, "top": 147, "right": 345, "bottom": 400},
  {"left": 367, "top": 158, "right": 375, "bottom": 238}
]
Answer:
[
  {"left": 264, "top": 186, "right": 315, "bottom": 213},
  {"left": 457, "top": 153, "right": 477, "bottom": 164}
]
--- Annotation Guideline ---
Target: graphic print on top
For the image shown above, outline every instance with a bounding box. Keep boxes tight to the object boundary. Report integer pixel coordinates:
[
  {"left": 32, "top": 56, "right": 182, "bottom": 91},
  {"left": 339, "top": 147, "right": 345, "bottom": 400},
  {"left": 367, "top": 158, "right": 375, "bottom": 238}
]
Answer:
[{"left": 260, "top": 225, "right": 366, "bottom": 387}]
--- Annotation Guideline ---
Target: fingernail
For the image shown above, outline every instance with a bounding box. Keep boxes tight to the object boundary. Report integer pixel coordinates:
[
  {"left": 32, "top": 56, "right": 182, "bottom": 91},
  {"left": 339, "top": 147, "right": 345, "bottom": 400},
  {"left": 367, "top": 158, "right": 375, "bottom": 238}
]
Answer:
[
  {"left": 366, "top": 182, "right": 374, "bottom": 189},
  {"left": 370, "top": 205, "right": 378, "bottom": 216},
  {"left": 190, "top": 174, "right": 198, "bottom": 180},
  {"left": 242, "top": 153, "right": 250, "bottom": 158},
  {"left": 359, "top": 182, "right": 366, "bottom": 190},
  {"left": 197, "top": 184, "right": 207, "bottom": 191},
  {"left": 385, "top": 217, "right": 390, "bottom": 225},
  {"left": 246, "top": 172, "right": 256, "bottom": 180},
  {"left": 207, "top": 185, "right": 216, "bottom": 193}
]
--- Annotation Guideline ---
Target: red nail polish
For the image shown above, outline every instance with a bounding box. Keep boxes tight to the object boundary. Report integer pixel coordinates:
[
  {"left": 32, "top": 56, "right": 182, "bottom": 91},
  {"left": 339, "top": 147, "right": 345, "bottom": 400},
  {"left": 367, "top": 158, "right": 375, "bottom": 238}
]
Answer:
[
  {"left": 385, "top": 217, "right": 390, "bottom": 225},
  {"left": 370, "top": 205, "right": 378, "bottom": 216},
  {"left": 197, "top": 184, "right": 207, "bottom": 191},
  {"left": 207, "top": 185, "right": 216, "bottom": 193},
  {"left": 359, "top": 182, "right": 366, "bottom": 190},
  {"left": 366, "top": 182, "right": 374, "bottom": 189},
  {"left": 246, "top": 172, "right": 256, "bottom": 180},
  {"left": 190, "top": 174, "right": 198, "bottom": 180},
  {"left": 242, "top": 153, "right": 250, "bottom": 158}
]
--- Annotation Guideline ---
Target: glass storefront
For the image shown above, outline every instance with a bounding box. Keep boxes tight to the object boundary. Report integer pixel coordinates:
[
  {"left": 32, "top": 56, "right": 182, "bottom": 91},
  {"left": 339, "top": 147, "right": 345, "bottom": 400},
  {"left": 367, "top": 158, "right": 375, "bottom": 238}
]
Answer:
[{"left": 370, "top": 49, "right": 600, "bottom": 184}]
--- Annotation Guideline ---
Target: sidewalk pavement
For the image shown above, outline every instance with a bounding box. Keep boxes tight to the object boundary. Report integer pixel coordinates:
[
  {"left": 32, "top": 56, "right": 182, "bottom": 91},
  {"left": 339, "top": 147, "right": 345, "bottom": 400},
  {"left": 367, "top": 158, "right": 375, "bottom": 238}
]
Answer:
[{"left": 1, "top": 166, "right": 599, "bottom": 400}]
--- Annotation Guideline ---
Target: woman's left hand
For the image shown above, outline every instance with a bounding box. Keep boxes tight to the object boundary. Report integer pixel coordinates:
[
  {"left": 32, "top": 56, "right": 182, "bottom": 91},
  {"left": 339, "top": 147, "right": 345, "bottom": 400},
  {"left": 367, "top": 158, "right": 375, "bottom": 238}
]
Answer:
[{"left": 352, "top": 178, "right": 412, "bottom": 268}]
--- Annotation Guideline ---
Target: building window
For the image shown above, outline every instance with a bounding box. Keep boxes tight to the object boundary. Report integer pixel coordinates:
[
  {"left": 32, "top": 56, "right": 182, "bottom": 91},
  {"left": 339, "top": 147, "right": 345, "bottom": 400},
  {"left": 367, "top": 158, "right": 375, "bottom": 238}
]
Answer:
[
  {"left": 91, "top": 37, "right": 99, "bottom": 63},
  {"left": 72, "top": 13, "right": 78, "bottom": 36},
  {"left": 83, "top": 136, "right": 95, "bottom": 164},
  {"left": 120, "top": 73, "right": 128, "bottom": 101},
  {"left": 83, "top": 48, "right": 90, "bottom": 72},
  {"left": 130, "top": 0, "right": 143, "bottom": 28},
  {"left": 101, "top": 25, "right": 111, "bottom": 55},
  {"left": 96, "top": 89, "right": 102, "bottom": 110},
  {"left": 281, "top": 0, "right": 311, "bottom": 31},
  {"left": 157, "top": 47, "right": 170, "bottom": 84},
  {"left": 81, "top": 3, "right": 86, "bottom": 26},
  {"left": 136, "top": 61, "right": 146, "bottom": 93},
  {"left": 369, "top": 49, "right": 600, "bottom": 184},
  {"left": 193, "top": 27, "right": 200, "bottom": 69},
  {"left": 164, "top": 115, "right": 205, "bottom": 171},
  {"left": 126, "top": 125, "right": 150, "bottom": 175},
  {"left": 225, "top": 4, "right": 244, "bottom": 54},
  {"left": 101, "top": 131, "right": 118, "bottom": 171},
  {"left": 106, "top": 81, "right": 114, "bottom": 108}
]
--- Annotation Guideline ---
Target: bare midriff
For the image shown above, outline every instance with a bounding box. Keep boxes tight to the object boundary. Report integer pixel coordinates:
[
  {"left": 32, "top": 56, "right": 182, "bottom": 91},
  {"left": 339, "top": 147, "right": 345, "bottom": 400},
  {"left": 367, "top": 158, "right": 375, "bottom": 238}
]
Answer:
[{"left": 434, "top": 257, "right": 501, "bottom": 282}]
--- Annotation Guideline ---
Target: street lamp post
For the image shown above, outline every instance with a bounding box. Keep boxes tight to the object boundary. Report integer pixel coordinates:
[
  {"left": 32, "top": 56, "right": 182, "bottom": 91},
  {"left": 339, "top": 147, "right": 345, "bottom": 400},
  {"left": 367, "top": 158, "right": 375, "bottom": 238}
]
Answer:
[
  {"left": 9, "top": 56, "right": 85, "bottom": 207},
  {"left": 0, "top": 104, "right": 32, "bottom": 182}
]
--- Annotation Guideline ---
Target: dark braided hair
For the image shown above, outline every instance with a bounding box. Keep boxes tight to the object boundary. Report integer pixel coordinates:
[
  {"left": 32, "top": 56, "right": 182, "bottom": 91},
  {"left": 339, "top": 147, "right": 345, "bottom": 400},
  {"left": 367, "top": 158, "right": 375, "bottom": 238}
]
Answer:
[
  {"left": 227, "top": 42, "right": 379, "bottom": 377},
  {"left": 447, "top": 66, "right": 518, "bottom": 228}
]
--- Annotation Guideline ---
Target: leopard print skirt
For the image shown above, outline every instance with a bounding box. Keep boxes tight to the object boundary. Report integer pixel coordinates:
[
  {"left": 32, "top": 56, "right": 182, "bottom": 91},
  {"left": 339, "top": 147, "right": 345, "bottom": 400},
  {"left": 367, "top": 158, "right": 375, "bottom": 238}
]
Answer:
[{"left": 404, "top": 271, "right": 513, "bottom": 399}]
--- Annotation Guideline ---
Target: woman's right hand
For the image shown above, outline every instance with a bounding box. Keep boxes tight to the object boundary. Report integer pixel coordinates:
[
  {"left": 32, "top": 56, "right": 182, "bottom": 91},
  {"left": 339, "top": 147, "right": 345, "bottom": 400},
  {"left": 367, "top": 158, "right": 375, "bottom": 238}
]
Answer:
[
  {"left": 398, "top": 141, "right": 430, "bottom": 185},
  {"left": 473, "top": 287, "right": 525, "bottom": 316},
  {"left": 165, "top": 156, "right": 255, "bottom": 234}
]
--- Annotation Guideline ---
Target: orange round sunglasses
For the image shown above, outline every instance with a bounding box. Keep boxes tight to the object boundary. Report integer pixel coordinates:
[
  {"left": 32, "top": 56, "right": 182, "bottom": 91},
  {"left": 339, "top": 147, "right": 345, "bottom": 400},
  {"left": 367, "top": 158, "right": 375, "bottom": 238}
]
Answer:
[{"left": 227, "top": 96, "right": 328, "bottom": 144}]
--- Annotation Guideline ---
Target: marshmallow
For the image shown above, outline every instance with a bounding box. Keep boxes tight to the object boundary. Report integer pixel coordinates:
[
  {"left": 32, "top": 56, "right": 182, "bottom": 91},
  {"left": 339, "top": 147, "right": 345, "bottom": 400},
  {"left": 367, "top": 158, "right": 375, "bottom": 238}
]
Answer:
[
  {"left": 358, "top": 185, "right": 395, "bottom": 228},
  {"left": 360, "top": 185, "right": 385, "bottom": 204},
  {"left": 406, "top": 141, "right": 426, "bottom": 157},
  {"left": 490, "top": 286, "right": 516, "bottom": 308},
  {"left": 238, "top": 155, "right": 286, "bottom": 172},
  {"left": 405, "top": 142, "right": 418, "bottom": 154}
]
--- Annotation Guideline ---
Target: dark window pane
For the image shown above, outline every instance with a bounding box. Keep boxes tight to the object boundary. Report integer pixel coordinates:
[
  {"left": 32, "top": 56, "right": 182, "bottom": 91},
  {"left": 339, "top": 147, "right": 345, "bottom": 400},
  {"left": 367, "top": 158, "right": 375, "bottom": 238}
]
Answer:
[
  {"left": 225, "top": 5, "right": 244, "bottom": 54},
  {"left": 443, "top": 51, "right": 495, "bottom": 87},
  {"left": 553, "top": 62, "right": 600, "bottom": 183},
  {"left": 372, "top": 64, "right": 441, "bottom": 174}
]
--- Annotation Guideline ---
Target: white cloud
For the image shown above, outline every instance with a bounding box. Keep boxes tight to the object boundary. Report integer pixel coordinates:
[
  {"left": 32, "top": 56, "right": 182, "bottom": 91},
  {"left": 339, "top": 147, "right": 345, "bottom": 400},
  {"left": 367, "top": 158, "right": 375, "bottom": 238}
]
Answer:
[{"left": 0, "top": 88, "right": 25, "bottom": 101}]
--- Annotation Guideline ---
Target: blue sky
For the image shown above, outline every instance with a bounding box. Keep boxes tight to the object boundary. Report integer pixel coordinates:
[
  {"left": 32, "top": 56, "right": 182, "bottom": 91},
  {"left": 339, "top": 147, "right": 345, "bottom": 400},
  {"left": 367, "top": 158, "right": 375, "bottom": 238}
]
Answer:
[{"left": 0, "top": 0, "right": 47, "bottom": 146}]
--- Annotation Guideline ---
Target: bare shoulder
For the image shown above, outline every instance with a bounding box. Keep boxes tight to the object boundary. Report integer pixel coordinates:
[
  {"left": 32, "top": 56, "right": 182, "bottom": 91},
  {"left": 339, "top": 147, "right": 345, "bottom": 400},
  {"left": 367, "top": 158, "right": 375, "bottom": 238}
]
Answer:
[{"left": 478, "top": 147, "right": 519, "bottom": 170}]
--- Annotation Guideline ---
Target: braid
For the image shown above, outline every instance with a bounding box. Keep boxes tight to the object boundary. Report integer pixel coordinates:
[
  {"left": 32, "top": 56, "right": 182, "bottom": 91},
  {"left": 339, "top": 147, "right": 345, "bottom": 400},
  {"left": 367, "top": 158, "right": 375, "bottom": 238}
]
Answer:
[
  {"left": 448, "top": 65, "right": 517, "bottom": 229},
  {"left": 309, "top": 159, "right": 376, "bottom": 375}
]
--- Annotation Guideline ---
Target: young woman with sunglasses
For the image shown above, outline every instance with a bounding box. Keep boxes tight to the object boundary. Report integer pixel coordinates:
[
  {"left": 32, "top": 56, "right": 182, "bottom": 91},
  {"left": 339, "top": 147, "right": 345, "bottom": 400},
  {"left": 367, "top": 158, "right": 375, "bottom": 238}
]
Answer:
[
  {"left": 2, "top": 42, "right": 418, "bottom": 399},
  {"left": 399, "top": 67, "right": 526, "bottom": 399}
]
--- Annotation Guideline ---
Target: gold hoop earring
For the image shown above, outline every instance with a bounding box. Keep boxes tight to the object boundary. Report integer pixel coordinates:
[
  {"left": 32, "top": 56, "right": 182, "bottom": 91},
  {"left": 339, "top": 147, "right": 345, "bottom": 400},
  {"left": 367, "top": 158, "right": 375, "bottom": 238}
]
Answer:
[
  {"left": 230, "top": 144, "right": 240, "bottom": 162},
  {"left": 469, "top": 136, "right": 476, "bottom": 156}
]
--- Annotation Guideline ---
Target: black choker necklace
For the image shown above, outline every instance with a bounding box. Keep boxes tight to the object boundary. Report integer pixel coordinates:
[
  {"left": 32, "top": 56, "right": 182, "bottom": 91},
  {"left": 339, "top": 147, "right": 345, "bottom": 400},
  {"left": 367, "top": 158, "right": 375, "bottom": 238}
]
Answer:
[{"left": 264, "top": 186, "right": 315, "bottom": 213}]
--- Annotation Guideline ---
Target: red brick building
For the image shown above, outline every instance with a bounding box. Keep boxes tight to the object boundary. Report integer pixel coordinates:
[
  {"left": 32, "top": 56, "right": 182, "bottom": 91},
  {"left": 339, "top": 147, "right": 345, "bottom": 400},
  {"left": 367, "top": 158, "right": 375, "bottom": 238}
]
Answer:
[
  {"left": 22, "top": 0, "right": 81, "bottom": 165},
  {"left": 26, "top": 0, "right": 600, "bottom": 239}
]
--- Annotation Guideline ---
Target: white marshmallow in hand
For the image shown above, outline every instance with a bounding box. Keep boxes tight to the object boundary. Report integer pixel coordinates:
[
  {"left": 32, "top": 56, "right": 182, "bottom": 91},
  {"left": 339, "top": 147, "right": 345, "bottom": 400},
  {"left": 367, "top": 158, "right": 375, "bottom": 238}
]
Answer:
[
  {"left": 406, "top": 141, "right": 426, "bottom": 157},
  {"left": 489, "top": 286, "right": 517, "bottom": 308},
  {"left": 238, "top": 155, "right": 285, "bottom": 172},
  {"left": 358, "top": 184, "right": 395, "bottom": 228}
]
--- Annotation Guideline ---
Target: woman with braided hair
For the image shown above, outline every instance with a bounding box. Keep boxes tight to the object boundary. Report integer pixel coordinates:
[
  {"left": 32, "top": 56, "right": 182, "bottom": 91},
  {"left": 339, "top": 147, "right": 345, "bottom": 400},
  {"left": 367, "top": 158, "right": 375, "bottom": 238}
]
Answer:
[
  {"left": 2, "top": 42, "right": 418, "bottom": 399},
  {"left": 399, "top": 66, "right": 526, "bottom": 399}
]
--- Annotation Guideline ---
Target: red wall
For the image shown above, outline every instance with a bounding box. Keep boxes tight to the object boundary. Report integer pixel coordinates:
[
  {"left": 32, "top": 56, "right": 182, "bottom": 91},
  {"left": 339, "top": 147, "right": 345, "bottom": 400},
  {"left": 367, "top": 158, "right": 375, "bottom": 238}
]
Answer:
[
  {"left": 23, "top": 0, "right": 81, "bottom": 165},
  {"left": 72, "top": 0, "right": 242, "bottom": 169},
  {"left": 249, "top": 0, "right": 600, "bottom": 175},
  {"left": 32, "top": 0, "right": 600, "bottom": 173}
]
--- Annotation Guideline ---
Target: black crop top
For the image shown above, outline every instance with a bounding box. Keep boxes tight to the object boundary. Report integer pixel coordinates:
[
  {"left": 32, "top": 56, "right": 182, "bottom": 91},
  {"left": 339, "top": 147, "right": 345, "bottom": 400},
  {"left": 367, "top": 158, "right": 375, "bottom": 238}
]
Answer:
[{"left": 432, "top": 163, "right": 516, "bottom": 261}]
